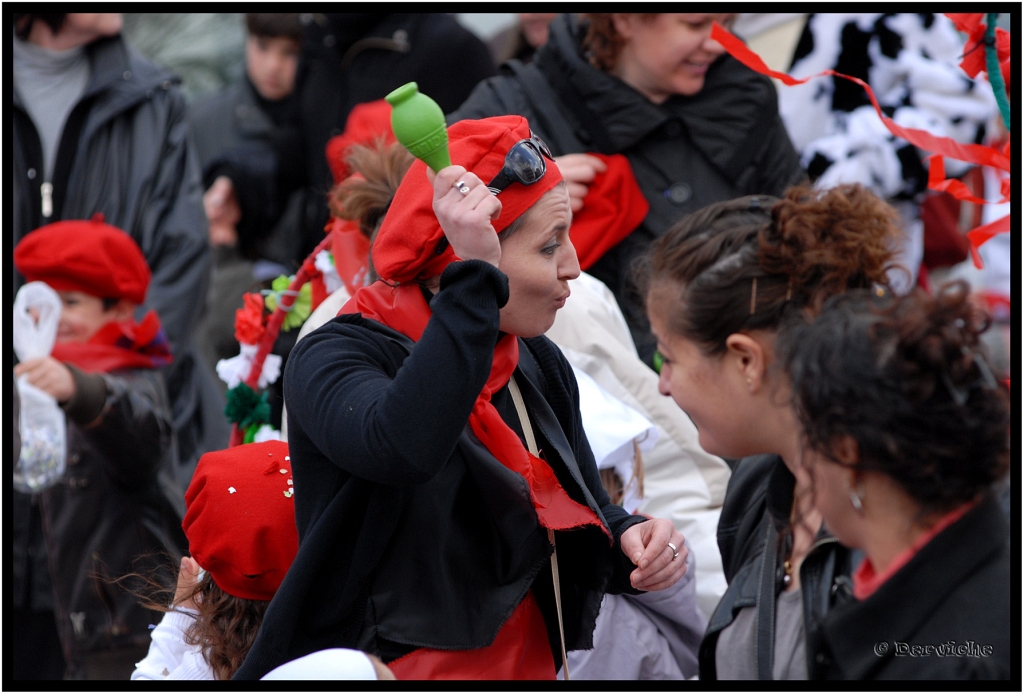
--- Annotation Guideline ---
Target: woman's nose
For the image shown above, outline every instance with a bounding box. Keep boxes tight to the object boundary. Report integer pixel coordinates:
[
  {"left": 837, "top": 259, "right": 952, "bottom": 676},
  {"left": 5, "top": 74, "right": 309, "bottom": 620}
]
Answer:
[
  {"left": 657, "top": 369, "right": 672, "bottom": 397},
  {"left": 560, "top": 242, "right": 581, "bottom": 281}
]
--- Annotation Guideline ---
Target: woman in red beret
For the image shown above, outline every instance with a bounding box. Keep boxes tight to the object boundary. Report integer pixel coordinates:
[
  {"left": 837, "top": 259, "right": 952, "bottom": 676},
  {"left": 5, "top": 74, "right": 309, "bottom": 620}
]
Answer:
[
  {"left": 234, "top": 116, "right": 688, "bottom": 680},
  {"left": 13, "top": 217, "right": 186, "bottom": 679}
]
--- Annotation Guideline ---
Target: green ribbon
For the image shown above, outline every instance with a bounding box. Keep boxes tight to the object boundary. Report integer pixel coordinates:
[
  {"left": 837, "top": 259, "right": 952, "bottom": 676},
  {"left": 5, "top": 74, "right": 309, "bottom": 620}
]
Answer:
[
  {"left": 985, "top": 13, "right": 1010, "bottom": 131},
  {"left": 264, "top": 275, "right": 312, "bottom": 332}
]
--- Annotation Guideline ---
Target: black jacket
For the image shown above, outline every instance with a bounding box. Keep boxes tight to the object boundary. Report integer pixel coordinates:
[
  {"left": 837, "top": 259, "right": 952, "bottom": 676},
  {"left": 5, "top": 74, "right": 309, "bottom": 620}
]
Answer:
[
  {"left": 698, "top": 455, "right": 859, "bottom": 680},
  {"left": 12, "top": 368, "right": 188, "bottom": 678},
  {"left": 223, "top": 13, "right": 497, "bottom": 268},
  {"left": 189, "top": 78, "right": 305, "bottom": 267},
  {"left": 234, "top": 260, "right": 647, "bottom": 679},
  {"left": 450, "top": 14, "right": 805, "bottom": 364},
  {"left": 12, "top": 34, "right": 229, "bottom": 485},
  {"left": 809, "top": 496, "right": 1011, "bottom": 680}
]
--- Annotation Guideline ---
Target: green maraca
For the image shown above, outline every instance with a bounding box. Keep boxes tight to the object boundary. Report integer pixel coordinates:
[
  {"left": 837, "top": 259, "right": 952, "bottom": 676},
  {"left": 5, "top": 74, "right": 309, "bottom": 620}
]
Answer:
[{"left": 385, "top": 82, "right": 452, "bottom": 174}]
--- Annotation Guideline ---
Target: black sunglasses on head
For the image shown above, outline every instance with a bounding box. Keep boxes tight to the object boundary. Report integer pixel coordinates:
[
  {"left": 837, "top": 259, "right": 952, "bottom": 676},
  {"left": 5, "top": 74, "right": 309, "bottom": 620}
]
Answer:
[{"left": 486, "top": 133, "right": 554, "bottom": 195}]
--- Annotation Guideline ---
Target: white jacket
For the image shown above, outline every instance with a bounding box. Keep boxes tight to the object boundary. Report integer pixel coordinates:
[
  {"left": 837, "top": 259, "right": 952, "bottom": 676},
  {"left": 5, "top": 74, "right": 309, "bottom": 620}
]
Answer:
[{"left": 130, "top": 608, "right": 214, "bottom": 680}]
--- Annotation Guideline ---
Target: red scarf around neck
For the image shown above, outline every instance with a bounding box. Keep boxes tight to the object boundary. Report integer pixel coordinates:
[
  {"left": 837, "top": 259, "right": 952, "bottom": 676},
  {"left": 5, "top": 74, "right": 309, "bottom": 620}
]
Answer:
[
  {"left": 51, "top": 310, "right": 173, "bottom": 373},
  {"left": 341, "top": 281, "right": 609, "bottom": 537}
]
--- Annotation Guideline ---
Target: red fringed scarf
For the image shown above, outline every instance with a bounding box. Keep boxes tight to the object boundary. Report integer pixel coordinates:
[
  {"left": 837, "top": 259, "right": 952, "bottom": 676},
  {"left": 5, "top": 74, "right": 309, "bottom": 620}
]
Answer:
[
  {"left": 341, "top": 281, "right": 609, "bottom": 537},
  {"left": 51, "top": 310, "right": 173, "bottom": 373}
]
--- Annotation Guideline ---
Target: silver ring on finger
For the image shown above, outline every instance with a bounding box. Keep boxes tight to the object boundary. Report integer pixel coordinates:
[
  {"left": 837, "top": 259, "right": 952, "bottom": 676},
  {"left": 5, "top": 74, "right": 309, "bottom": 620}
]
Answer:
[
  {"left": 668, "top": 542, "right": 679, "bottom": 560},
  {"left": 453, "top": 180, "right": 471, "bottom": 196}
]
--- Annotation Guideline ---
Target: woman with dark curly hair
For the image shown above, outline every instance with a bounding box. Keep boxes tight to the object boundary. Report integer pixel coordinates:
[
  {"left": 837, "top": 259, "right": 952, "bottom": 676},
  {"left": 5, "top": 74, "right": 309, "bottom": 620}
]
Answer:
[
  {"left": 780, "top": 282, "right": 1010, "bottom": 679},
  {"left": 641, "top": 183, "right": 901, "bottom": 680}
]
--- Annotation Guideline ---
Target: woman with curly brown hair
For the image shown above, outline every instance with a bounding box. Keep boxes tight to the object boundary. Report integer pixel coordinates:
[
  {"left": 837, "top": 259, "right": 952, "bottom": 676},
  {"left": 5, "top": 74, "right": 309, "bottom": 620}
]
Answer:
[
  {"left": 781, "top": 282, "right": 1010, "bottom": 679},
  {"left": 641, "top": 183, "right": 900, "bottom": 680}
]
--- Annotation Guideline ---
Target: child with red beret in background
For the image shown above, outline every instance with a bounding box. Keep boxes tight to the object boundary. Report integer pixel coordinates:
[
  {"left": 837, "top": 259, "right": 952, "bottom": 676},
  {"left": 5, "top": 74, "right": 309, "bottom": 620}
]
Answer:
[
  {"left": 131, "top": 440, "right": 392, "bottom": 680},
  {"left": 13, "top": 216, "right": 187, "bottom": 680}
]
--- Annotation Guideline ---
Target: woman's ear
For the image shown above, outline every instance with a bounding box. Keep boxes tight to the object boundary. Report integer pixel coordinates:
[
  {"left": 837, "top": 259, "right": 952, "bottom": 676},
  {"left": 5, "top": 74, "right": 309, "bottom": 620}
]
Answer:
[
  {"left": 724, "top": 332, "right": 766, "bottom": 391},
  {"left": 610, "top": 14, "right": 634, "bottom": 40}
]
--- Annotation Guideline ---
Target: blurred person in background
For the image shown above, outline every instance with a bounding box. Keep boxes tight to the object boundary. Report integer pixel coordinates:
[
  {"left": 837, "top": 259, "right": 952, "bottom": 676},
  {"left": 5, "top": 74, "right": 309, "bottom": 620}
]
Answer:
[
  {"left": 12, "top": 12, "right": 227, "bottom": 487},
  {"left": 189, "top": 13, "right": 306, "bottom": 386},
  {"left": 12, "top": 12, "right": 227, "bottom": 677},
  {"left": 452, "top": 12, "right": 805, "bottom": 367},
  {"left": 488, "top": 13, "right": 558, "bottom": 66},
  {"left": 13, "top": 219, "right": 188, "bottom": 681},
  {"left": 204, "top": 13, "right": 497, "bottom": 287}
]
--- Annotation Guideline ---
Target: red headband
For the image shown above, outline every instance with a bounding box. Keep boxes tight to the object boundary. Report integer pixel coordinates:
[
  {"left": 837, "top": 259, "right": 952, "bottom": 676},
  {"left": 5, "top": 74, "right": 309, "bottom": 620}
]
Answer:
[
  {"left": 182, "top": 440, "right": 299, "bottom": 601},
  {"left": 14, "top": 215, "right": 150, "bottom": 304},
  {"left": 372, "top": 116, "right": 563, "bottom": 283}
]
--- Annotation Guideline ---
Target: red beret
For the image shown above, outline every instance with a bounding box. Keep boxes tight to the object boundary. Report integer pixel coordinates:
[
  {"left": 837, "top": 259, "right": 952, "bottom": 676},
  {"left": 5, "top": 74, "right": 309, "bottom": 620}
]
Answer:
[
  {"left": 182, "top": 440, "right": 299, "bottom": 601},
  {"left": 14, "top": 215, "right": 150, "bottom": 305},
  {"left": 325, "top": 98, "right": 395, "bottom": 185},
  {"left": 372, "top": 116, "right": 564, "bottom": 284}
]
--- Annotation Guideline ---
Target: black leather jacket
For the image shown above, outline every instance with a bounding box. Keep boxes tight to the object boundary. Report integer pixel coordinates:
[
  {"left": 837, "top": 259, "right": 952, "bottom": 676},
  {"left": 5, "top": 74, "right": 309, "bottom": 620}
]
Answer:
[
  {"left": 698, "top": 455, "right": 860, "bottom": 680},
  {"left": 12, "top": 368, "right": 188, "bottom": 678}
]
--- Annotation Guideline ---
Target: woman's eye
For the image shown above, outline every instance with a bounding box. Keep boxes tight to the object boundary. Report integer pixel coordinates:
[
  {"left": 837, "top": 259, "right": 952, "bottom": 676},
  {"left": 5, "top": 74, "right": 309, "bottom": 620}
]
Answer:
[{"left": 542, "top": 243, "right": 560, "bottom": 256}]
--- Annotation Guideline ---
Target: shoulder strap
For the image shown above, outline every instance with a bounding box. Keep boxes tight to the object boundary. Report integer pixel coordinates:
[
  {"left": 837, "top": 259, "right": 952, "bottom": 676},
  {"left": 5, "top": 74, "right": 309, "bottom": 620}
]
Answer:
[{"left": 508, "top": 374, "right": 570, "bottom": 680}]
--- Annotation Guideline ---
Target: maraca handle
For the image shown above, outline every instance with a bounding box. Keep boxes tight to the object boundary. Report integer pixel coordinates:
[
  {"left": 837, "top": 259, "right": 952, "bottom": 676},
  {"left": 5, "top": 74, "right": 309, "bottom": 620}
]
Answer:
[{"left": 385, "top": 82, "right": 452, "bottom": 173}]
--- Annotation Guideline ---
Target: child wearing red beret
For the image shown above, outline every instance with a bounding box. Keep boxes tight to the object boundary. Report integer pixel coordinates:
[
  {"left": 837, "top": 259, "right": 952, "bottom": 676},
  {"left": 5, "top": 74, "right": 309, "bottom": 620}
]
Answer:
[
  {"left": 132, "top": 440, "right": 300, "bottom": 680},
  {"left": 12, "top": 216, "right": 186, "bottom": 680}
]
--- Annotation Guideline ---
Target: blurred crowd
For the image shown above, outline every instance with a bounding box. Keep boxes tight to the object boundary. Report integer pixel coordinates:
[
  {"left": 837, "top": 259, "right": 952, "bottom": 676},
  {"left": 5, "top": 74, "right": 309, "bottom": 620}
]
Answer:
[{"left": 11, "top": 12, "right": 1011, "bottom": 683}]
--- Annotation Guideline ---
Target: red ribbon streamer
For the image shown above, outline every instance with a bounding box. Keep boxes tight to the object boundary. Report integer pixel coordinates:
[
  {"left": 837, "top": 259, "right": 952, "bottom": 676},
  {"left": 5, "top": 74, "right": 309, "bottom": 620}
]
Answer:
[
  {"left": 711, "top": 23, "right": 1010, "bottom": 172},
  {"left": 966, "top": 214, "right": 1010, "bottom": 269},
  {"left": 926, "top": 155, "right": 1009, "bottom": 206}
]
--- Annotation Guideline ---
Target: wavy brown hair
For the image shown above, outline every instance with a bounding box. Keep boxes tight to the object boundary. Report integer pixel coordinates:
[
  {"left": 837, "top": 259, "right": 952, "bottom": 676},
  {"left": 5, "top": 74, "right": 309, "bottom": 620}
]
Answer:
[
  {"left": 581, "top": 13, "right": 656, "bottom": 72},
  {"left": 641, "top": 184, "right": 901, "bottom": 355},
  {"left": 328, "top": 138, "right": 414, "bottom": 282},
  {"left": 130, "top": 563, "right": 268, "bottom": 680},
  {"left": 781, "top": 281, "right": 1010, "bottom": 514}
]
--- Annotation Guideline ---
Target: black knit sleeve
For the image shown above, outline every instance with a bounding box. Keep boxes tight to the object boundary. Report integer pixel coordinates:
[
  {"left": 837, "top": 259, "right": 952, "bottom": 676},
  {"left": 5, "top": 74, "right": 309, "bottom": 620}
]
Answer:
[{"left": 284, "top": 260, "right": 508, "bottom": 485}]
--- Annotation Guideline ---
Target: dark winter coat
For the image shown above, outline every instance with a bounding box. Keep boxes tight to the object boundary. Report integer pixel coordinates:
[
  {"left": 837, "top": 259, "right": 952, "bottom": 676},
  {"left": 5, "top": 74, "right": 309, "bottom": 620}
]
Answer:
[
  {"left": 221, "top": 13, "right": 497, "bottom": 269},
  {"left": 189, "top": 77, "right": 305, "bottom": 268},
  {"left": 450, "top": 13, "right": 805, "bottom": 364},
  {"left": 12, "top": 33, "right": 229, "bottom": 485},
  {"left": 698, "top": 455, "right": 859, "bottom": 680},
  {"left": 234, "top": 260, "right": 647, "bottom": 679},
  {"left": 808, "top": 496, "right": 1011, "bottom": 680},
  {"left": 12, "top": 367, "right": 188, "bottom": 678}
]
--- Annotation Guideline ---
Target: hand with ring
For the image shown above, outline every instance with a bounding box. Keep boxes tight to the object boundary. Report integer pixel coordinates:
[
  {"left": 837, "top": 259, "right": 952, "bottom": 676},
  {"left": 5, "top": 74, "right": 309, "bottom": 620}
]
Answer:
[
  {"left": 619, "top": 517, "right": 688, "bottom": 591},
  {"left": 428, "top": 165, "right": 503, "bottom": 268}
]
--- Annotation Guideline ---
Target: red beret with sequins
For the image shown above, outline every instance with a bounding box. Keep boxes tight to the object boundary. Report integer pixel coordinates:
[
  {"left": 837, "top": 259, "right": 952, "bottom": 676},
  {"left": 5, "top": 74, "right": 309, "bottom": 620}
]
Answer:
[{"left": 183, "top": 440, "right": 299, "bottom": 601}]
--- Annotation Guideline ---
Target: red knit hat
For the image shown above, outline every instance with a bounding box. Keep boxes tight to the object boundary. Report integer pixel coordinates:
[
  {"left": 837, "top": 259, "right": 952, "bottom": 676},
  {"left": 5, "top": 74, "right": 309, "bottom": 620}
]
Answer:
[
  {"left": 182, "top": 440, "right": 300, "bottom": 601},
  {"left": 14, "top": 214, "right": 150, "bottom": 305},
  {"left": 372, "top": 116, "right": 564, "bottom": 283}
]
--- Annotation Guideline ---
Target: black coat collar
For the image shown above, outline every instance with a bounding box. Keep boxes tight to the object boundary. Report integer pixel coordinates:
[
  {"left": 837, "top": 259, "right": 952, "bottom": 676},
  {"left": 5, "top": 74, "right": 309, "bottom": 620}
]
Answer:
[
  {"left": 818, "top": 496, "right": 1009, "bottom": 679},
  {"left": 536, "top": 13, "right": 778, "bottom": 176}
]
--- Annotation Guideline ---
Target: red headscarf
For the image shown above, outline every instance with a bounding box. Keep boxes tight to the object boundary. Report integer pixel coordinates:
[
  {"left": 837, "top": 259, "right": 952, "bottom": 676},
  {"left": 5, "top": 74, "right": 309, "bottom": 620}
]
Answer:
[{"left": 340, "top": 117, "right": 606, "bottom": 537}]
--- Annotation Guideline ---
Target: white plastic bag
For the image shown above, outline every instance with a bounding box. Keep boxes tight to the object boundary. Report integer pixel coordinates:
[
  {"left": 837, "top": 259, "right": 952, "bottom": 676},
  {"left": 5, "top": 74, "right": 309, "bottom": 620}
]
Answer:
[{"left": 13, "top": 282, "right": 67, "bottom": 493}]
